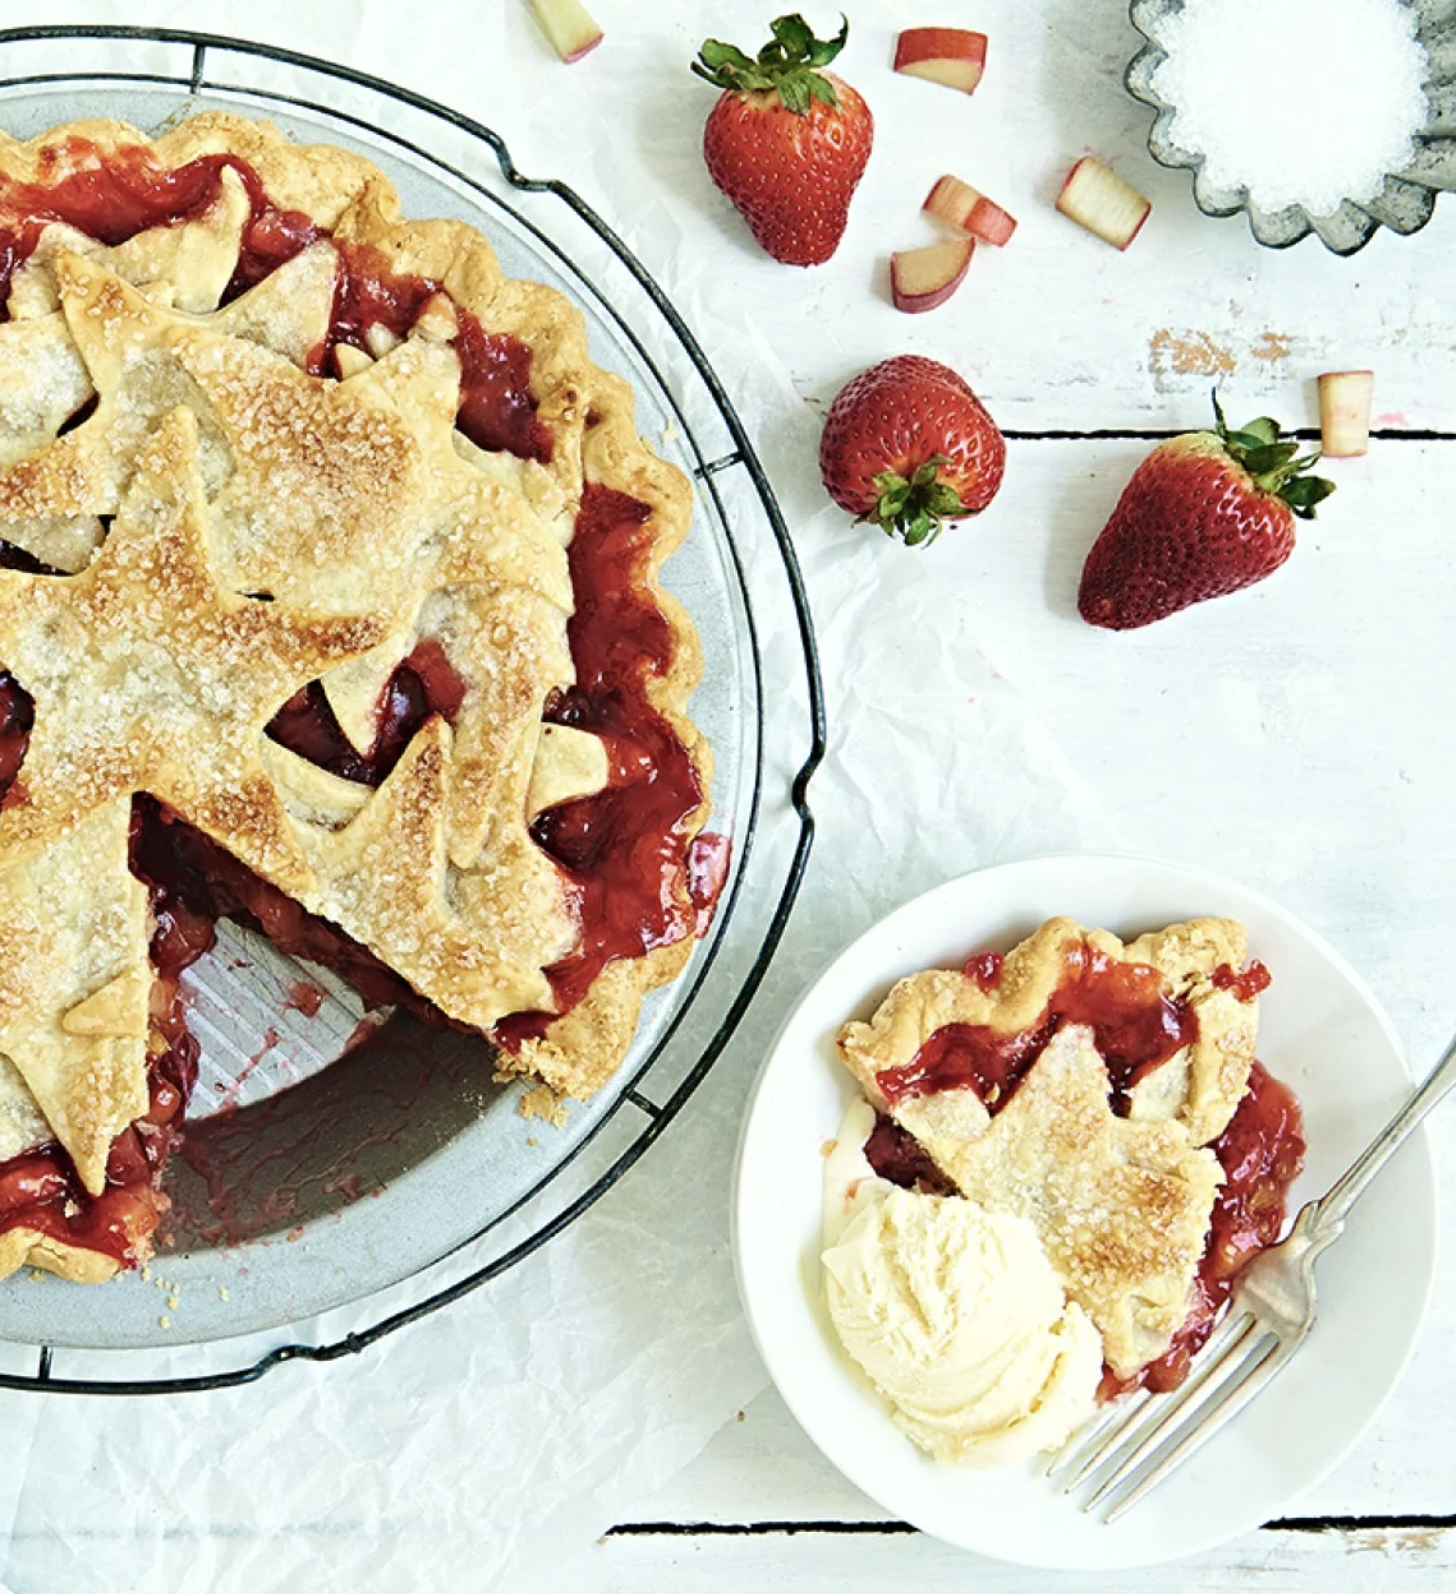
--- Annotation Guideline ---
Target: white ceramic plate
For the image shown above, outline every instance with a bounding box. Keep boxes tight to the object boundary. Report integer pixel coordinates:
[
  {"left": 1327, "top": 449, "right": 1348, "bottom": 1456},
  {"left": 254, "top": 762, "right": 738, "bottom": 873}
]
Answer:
[{"left": 732, "top": 855, "right": 1436, "bottom": 1570}]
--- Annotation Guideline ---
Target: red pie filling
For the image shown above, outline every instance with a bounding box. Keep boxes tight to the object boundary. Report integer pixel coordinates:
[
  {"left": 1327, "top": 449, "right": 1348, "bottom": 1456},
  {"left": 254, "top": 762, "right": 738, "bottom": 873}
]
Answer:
[
  {"left": 874, "top": 939, "right": 1199, "bottom": 1114},
  {"left": 863, "top": 941, "right": 1305, "bottom": 1396},
  {"left": 1108, "top": 1061, "right": 1305, "bottom": 1397},
  {"left": 324, "top": 244, "right": 553, "bottom": 462},
  {"left": 496, "top": 485, "right": 714, "bottom": 1048},
  {"left": 1213, "top": 959, "right": 1273, "bottom": 1001},
  {"left": 0, "top": 146, "right": 718, "bottom": 1268},
  {"left": 862, "top": 1114, "right": 958, "bottom": 1197},
  {"left": 0, "top": 816, "right": 199, "bottom": 1265},
  {"left": 265, "top": 638, "right": 467, "bottom": 788}
]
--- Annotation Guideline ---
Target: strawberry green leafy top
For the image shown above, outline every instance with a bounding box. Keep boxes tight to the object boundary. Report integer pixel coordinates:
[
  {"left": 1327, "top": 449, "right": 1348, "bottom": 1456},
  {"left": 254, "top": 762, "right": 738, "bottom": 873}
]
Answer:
[
  {"left": 692, "top": 12, "right": 849, "bottom": 114},
  {"left": 1212, "top": 393, "right": 1335, "bottom": 519}
]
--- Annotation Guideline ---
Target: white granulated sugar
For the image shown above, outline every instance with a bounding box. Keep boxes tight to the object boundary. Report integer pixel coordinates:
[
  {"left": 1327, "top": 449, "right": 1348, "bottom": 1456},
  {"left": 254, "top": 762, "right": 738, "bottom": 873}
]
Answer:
[{"left": 1152, "top": 0, "right": 1428, "bottom": 215}]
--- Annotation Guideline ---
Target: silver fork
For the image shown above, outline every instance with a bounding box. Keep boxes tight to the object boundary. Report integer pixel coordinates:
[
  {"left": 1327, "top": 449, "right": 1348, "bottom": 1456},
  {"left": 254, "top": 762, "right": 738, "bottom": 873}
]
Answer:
[{"left": 1048, "top": 1028, "right": 1456, "bottom": 1523}]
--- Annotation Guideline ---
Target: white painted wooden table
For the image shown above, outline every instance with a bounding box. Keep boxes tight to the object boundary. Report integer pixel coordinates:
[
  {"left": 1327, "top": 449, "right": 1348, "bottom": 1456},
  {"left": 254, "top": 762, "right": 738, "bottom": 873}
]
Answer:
[{"left": 3, "top": 1, "right": 1455, "bottom": 1588}]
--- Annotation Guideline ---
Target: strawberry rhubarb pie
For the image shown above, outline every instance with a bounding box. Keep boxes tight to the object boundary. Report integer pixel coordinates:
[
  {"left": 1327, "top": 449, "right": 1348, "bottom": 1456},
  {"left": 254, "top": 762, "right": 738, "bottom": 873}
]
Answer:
[
  {"left": 821, "top": 917, "right": 1305, "bottom": 1465},
  {"left": 0, "top": 113, "right": 720, "bottom": 1285}
]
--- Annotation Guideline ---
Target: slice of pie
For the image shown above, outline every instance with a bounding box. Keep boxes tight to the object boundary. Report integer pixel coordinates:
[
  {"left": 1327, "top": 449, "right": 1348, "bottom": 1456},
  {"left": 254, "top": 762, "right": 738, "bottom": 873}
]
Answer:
[
  {"left": 0, "top": 113, "right": 720, "bottom": 1285},
  {"left": 837, "top": 917, "right": 1304, "bottom": 1387}
]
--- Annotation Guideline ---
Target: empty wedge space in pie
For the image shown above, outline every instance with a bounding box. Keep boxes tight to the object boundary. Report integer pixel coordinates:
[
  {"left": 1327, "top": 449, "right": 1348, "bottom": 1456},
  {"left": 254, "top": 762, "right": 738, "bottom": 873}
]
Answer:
[
  {"left": 0, "top": 113, "right": 718, "bottom": 1285},
  {"left": 821, "top": 916, "right": 1305, "bottom": 1464}
]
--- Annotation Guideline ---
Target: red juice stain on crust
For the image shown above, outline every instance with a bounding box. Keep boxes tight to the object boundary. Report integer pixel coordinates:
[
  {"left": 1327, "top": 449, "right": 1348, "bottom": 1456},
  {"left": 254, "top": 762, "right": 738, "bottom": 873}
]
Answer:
[
  {"left": 496, "top": 486, "right": 705, "bottom": 1049},
  {"left": 1213, "top": 959, "right": 1272, "bottom": 1001},
  {"left": 876, "top": 938, "right": 1198, "bottom": 1112},
  {"left": 963, "top": 950, "right": 1004, "bottom": 990},
  {"left": 1102, "top": 1061, "right": 1305, "bottom": 1397}
]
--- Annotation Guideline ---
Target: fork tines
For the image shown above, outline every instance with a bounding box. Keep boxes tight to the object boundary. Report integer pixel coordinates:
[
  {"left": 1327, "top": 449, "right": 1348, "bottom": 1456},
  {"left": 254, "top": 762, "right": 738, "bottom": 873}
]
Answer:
[{"left": 1048, "top": 1307, "right": 1293, "bottom": 1522}]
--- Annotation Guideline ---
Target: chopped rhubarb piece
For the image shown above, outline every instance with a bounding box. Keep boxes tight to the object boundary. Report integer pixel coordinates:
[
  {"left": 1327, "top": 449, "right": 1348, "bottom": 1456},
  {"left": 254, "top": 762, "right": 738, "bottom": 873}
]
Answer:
[
  {"left": 1056, "top": 156, "right": 1151, "bottom": 250},
  {"left": 924, "top": 174, "right": 1018, "bottom": 246},
  {"left": 890, "top": 237, "right": 974, "bottom": 313},
  {"left": 893, "top": 27, "right": 987, "bottom": 94},
  {"left": 1318, "top": 370, "right": 1375, "bottom": 457},
  {"left": 528, "top": 0, "right": 604, "bottom": 63}
]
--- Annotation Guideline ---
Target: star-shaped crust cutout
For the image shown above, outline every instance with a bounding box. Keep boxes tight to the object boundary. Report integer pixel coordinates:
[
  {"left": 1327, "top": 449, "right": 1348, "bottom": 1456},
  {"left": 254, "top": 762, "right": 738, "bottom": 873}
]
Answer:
[
  {"left": 0, "top": 797, "right": 149, "bottom": 1194},
  {"left": 0, "top": 405, "right": 390, "bottom": 891},
  {"left": 923, "top": 1025, "right": 1222, "bottom": 1379}
]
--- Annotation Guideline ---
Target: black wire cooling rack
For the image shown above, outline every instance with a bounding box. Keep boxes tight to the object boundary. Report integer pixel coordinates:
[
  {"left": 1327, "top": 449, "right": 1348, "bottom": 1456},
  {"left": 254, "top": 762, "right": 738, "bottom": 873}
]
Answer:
[{"left": 0, "top": 24, "right": 825, "bottom": 1395}]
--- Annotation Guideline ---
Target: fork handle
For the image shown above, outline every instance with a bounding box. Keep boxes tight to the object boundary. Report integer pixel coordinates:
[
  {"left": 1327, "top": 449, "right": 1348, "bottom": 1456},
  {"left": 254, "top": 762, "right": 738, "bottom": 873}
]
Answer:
[{"left": 1309, "top": 1028, "right": 1456, "bottom": 1239}]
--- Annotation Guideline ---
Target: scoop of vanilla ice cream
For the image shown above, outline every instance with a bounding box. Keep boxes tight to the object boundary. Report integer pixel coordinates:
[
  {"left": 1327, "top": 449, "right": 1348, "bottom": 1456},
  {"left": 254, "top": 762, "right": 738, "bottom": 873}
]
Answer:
[{"left": 821, "top": 1099, "right": 1101, "bottom": 1467}]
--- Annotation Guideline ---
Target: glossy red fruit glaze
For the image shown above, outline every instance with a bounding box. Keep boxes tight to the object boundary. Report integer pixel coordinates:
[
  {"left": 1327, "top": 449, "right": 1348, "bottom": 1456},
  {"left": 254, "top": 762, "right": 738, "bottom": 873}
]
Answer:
[
  {"left": 496, "top": 486, "right": 705, "bottom": 1048},
  {"left": 1213, "top": 959, "right": 1272, "bottom": 1001},
  {"left": 0, "top": 143, "right": 320, "bottom": 309},
  {"left": 266, "top": 639, "right": 468, "bottom": 788},
  {"left": 1104, "top": 1061, "right": 1306, "bottom": 1396},
  {"left": 963, "top": 950, "right": 1004, "bottom": 990},
  {"left": 0, "top": 1097, "right": 170, "bottom": 1265},
  {"left": 883, "top": 1015, "right": 1054, "bottom": 1113},
  {"left": 875, "top": 938, "right": 1197, "bottom": 1110},
  {"left": 1078, "top": 435, "right": 1298, "bottom": 631}
]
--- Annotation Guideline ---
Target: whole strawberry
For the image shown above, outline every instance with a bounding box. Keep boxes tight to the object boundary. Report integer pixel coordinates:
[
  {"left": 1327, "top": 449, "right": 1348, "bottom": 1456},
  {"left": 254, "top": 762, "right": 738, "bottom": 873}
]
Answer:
[
  {"left": 1078, "top": 398, "right": 1334, "bottom": 629},
  {"left": 819, "top": 355, "right": 1006, "bottom": 546},
  {"left": 693, "top": 13, "right": 873, "bottom": 267}
]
